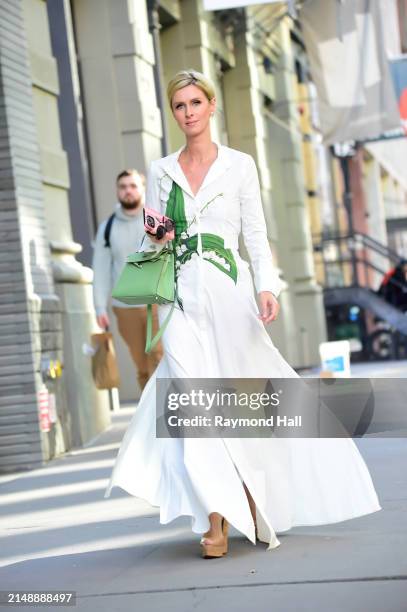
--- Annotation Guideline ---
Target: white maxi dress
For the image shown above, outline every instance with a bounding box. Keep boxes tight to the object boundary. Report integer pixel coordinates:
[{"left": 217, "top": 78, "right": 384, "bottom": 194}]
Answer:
[{"left": 104, "top": 143, "right": 382, "bottom": 550}]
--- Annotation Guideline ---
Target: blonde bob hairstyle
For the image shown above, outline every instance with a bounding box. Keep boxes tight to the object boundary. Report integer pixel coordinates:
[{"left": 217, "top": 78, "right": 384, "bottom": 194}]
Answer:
[{"left": 167, "top": 69, "right": 216, "bottom": 109}]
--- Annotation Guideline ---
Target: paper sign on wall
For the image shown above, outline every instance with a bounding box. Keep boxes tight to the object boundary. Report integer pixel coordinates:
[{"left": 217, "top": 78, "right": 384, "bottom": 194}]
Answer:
[{"left": 38, "top": 387, "right": 51, "bottom": 432}]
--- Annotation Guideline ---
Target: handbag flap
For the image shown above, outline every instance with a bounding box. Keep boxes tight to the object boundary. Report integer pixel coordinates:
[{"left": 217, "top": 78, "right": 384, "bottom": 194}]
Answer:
[{"left": 126, "top": 246, "right": 173, "bottom": 264}]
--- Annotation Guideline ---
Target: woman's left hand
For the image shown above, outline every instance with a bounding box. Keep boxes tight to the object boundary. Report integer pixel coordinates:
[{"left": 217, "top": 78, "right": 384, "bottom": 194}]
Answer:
[{"left": 258, "top": 291, "right": 280, "bottom": 324}]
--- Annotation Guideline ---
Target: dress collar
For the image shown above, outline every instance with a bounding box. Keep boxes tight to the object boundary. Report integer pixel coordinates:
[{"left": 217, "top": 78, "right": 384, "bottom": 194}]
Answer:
[{"left": 158, "top": 142, "right": 232, "bottom": 199}]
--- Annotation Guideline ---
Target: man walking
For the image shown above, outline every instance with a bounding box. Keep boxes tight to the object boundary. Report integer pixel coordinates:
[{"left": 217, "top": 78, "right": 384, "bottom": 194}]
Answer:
[{"left": 92, "top": 169, "right": 163, "bottom": 392}]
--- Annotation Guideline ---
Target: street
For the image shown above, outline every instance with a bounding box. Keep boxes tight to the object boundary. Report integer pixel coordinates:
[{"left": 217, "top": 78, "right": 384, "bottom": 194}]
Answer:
[{"left": 1, "top": 391, "right": 407, "bottom": 612}]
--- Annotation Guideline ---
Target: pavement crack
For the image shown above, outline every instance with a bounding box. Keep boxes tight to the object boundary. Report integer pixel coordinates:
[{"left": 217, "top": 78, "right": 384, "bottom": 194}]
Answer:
[{"left": 77, "top": 574, "right": 407, "bottom": 599}]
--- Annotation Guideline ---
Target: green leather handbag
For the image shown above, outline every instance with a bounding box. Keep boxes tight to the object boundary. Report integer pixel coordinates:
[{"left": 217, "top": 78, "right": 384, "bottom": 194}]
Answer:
[{"left": 111, "top": 246, "right": 176, "bottom": 353}]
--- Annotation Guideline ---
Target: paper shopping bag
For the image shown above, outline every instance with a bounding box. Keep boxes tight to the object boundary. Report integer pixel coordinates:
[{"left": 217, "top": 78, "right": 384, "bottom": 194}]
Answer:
[{"left": 91, "top": 332, "right": 120, "bottom": 389}]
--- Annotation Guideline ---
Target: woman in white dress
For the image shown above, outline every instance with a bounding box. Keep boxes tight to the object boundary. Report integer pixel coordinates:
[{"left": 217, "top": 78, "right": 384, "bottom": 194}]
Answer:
[{"left": 104, "top": 69, "right": 381, "bottom": 558}]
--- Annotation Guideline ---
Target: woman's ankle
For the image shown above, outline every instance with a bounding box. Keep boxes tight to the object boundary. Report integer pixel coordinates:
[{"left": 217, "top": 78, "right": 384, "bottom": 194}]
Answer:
[
  {"left": 243, "top": 483, "right": 256, "bottom": 523},
  {"left": 206, "top": 512, "right": 224, "bottom": 536}
]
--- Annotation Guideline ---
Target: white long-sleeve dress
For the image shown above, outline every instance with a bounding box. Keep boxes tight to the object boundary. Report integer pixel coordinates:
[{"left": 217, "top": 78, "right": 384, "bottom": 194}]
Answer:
[{"left": 104, "top": 143, "right": 381, "bottom": 550}]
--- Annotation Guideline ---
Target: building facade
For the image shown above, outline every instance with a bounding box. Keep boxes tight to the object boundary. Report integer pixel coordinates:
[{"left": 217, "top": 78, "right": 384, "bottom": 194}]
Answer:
[{"left": 0, "top": 0, "right": 111, "bottom": 474}]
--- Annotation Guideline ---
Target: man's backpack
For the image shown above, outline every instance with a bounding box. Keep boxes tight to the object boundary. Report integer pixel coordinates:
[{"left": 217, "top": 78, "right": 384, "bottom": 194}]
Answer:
[{"left": 104, "top": 213, "right": 116, "bottom": 248}]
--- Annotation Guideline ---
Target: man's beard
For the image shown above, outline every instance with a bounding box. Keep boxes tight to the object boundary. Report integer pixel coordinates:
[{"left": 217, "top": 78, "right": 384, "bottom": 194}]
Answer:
[{"left": 119, "top": 197, "right": 141, "bottom": 210}]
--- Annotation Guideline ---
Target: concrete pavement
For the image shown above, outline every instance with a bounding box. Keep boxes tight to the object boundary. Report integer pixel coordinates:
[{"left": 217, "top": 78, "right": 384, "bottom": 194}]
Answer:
[
  {"left": 0, "top": 371, "right": 407, "bottom": 611},
  {"left": 299, "top": 358, "right": 407, "bottom": 378}
]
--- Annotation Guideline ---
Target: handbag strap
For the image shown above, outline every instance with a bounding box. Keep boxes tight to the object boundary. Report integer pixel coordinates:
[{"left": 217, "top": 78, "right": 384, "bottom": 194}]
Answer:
[
  {"left": 145, "top": 287, "right": 178, "bottom": 353},
  {"left": 139, "top": 201, "right": 191, "bottom": 354}
]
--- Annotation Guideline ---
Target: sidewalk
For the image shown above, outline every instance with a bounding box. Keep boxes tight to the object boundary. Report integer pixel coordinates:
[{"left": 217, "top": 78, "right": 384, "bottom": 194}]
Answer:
[
  {"left": 299, "top": 358, "right": 407, "bottom": 378},
  {"left": 0, "top": 378, "right": 406, "bottom": 611}
]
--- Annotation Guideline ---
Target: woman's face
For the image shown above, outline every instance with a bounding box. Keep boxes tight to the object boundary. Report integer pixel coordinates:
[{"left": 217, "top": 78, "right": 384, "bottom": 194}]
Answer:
[{"left": 171, "top": 84, "right": 215, "bottom": 137}]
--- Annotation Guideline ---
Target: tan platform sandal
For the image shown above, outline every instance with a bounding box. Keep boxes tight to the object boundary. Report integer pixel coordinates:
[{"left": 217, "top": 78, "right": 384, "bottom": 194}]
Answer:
[{"left": 200, "top": 517, "right": 229, "bottom": 558}]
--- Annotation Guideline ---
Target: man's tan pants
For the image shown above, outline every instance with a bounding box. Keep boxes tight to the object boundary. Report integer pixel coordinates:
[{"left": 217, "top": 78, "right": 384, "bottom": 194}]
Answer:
[{"left": 112, "top": 304, "right": 163, "bottom": 391}]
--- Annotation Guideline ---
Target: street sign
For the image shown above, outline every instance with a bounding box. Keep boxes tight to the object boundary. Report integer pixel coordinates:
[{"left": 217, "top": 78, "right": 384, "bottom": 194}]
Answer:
[{"left": 319, "top": 340, "right": 351, "bottom": 377}]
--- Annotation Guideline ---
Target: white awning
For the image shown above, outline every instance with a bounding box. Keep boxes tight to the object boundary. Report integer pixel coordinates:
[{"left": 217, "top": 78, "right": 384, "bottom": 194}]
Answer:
[
  {"left": 300, "top": 0, "right": 401, "bottom": 144},
  {"left": 203, "top": 0, "right": 285, "bottom": 10}
]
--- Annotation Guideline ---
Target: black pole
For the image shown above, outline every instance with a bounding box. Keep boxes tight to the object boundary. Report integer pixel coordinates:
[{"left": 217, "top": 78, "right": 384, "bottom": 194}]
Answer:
[
  {"left": 339, "top": 156, "right": 358, "bottom": 286},
  {"left": 147, "top": 0, "right": 169, "bottom": 156}
]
